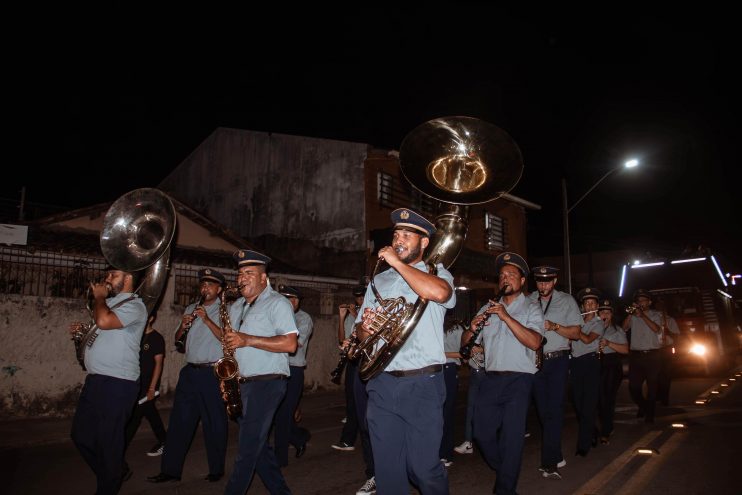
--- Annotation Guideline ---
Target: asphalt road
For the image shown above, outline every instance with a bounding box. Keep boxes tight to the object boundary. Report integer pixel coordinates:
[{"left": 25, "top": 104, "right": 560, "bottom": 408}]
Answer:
[{"left": 1, "top": 369, "right": 739, "bottom": 495}]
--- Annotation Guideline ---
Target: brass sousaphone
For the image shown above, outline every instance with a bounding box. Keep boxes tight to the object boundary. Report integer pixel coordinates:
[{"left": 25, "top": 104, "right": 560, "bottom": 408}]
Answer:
[
  {"left": 72, "top": 188, "right": 176, "bottom": 369},
  {"left": 352, "top": 116, "right": 524, "bottom": 380}
]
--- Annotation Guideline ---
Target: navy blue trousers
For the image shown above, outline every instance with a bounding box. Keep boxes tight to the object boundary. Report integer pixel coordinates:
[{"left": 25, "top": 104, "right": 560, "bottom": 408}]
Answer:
[
  {"left": 274, "top": 366, "right": 310, "bottom": 466},
  {"left": 71, "top": 374, "right": 138, "bottom": 495},
  {"left": 629, "top": 350, "right": 662, "bottom": 422},
  {"left": 367, "top": 371, "right": 448, "bottom": 495},
  {"left": 569, "top": 353, "right": 601, "bottom": 453},
  {"left": 161, "top": 365, "right": 228, "bottom": 478},
  {"left": 224, "top": 379, "right": 291, "bottom": 495},
  {"left": 598, "top": 353, "right": 623, "bottom": 437},
  {"left": 338, "top": 361, "right": 359, "bottom": 445},
  {"left": 351, "top": 360, "right": 374, "bottom": 479},
  {"left": 532, "top": 354, "right": 569, "bottom": 467},
  {"left": 473, "top": 372, "right": 533, "bottom": 495},
  {"left": 439, "top": 364, "right": 459, "bottom": 459},
  {"left": 463, "top": 368, "right": 485, "bottom": 441}
]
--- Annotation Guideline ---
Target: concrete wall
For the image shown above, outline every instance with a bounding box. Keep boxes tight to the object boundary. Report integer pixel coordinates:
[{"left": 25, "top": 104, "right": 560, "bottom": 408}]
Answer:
[
  {"left": 0, "top": 278, "right": 344, "bottom": 419},
  {"left": 159, "top": 128, "right": 369, "bottom": 253}
]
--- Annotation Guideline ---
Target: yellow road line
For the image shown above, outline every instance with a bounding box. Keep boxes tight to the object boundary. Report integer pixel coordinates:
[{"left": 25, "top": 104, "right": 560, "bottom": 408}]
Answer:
[{"left": 571, "top": 429, "right": 663, "bottom": 495}]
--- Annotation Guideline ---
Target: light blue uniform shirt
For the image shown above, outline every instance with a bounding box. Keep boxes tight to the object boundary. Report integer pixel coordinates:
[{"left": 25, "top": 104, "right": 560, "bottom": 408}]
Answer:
[
  {"left": 183, "top": 300, "right": 224, "bottom": 364},
  {"left": 572, "top": 317, "right": 604, "bottom": 357},
  {"left": 444, "top": 323, "right": 465, "bottom": 365},
  {"left": 602, "top": 323, "right": 627, "bottom": 354},
  {"left": 529, "top": 290, "right": 583, "bottom": 353},
  {"left": 85, "top": 292, "right": 147, "bottom": 381},
  {"left": 662, "top": 315, "right": 680, "bottom": 346},
  {"left": 627, "top": 309, "right": 663, "bottom": 351},
  {"left": 229, "top": 285, "right": 299, "bottom": 377},
  {"left": 356, "top": 261, "right": 456, "bottom": 372},
  {"left": 289, "top": 309, "right": 313, "bottom": 367},
  {"left": 477, "top": 292, "right": 544, "bottom": 374}
]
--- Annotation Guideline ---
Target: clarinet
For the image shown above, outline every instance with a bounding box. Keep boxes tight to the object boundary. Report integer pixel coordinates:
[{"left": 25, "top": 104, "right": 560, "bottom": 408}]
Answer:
[
  {"left": 175, "top": 294, "right": 205, "bottom": 353},
  {"left": 459, "top": 298, "right": 497, "bottom": 359},
  {"left": 330, "top": 333, "right": 359, "bottom": 384}
]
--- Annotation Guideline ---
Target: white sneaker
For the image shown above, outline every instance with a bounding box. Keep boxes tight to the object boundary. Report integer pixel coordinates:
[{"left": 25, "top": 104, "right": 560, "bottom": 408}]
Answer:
[
  {"left": 557, "top": 458, "right": 567, "bottom": 468},
  {"left": 331, "top": 441, "right": 355, "bottom": 451},
  {"left": 341, "top": 416, "right": 347, "bottom": 424},
  {"left": 454, "top": 441, "right": 473, "bottom": 454},
  {"left": 440, "top": 458, "right": 453, "bottom": 467},
  {"left": 356, "top": 476, "right": 376, "bottom": 495}
]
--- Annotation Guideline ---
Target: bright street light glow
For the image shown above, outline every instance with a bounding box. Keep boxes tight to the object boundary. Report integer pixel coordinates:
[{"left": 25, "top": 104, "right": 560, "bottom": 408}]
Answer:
[
  {"left": 690, "top": 344, "right": 707, "bottom": 356},
  {"left": 630, "top": 262, "right": 665, "bottom": 269},
  {"left": 671, "top": 257, "right": 707, "bottom": 264},
  {"left": 619, "top": 264, "right": 627, "bottom": 297},
  {"left": 711, "top": 256, "right": 728, "bottom": 287},
  {"left": 625, "top": 159, "right": 639, "bottom": 168}
]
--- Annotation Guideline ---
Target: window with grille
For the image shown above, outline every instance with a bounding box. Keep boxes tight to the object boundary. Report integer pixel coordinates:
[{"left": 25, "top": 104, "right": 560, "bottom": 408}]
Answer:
[
  {"left": 485, "top": 212, "right": 506, "bottom": 251},
  {"left": 377, "top": 171, "right": 435, "bottom": 217}
]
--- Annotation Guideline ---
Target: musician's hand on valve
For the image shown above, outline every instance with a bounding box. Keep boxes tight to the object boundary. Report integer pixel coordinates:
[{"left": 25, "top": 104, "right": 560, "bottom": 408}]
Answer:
[
  {"left": 358, "top": 307, "right": 378, "bottom": 339},
  {"left": 470, "top": 313, "right": 488, "bottom": 331}
]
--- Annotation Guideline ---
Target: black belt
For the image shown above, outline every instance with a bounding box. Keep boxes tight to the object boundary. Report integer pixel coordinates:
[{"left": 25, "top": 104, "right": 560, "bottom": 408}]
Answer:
[
  {"left": 632, "top": 349, "right": 659, "bottom": 354},
  {"left": 187, "top": 362, "right": 215, "bottom": 369},
  {"left": 485, "top": 370, "right": 520, "bottom": 376},
  {"left": 573, "top": 352, "right": 598, "bottom": 359},
  {"left": 444, "top": 363, "right": 459, "bottom": 368},
  {"left": 238, "top": 374, "right": 288, "bottom": 383},
  {"left": 386, "top": 364, "right": 443, "bottom": 377},
  {"left": 543, "top": 349, "right": 570, "bottom": 360}
]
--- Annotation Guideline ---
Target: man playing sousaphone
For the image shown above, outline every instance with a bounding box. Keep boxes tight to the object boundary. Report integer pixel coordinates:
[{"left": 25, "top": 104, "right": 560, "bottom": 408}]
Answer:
[
  {"left": 471, "top": 252, "right": 544, "bottom": 495},
  {"left": 356, "top": 208, "right": 455, "bottom": 494},
  {"left": 69, "top": 265, "right": 147, "bottom": 494}
]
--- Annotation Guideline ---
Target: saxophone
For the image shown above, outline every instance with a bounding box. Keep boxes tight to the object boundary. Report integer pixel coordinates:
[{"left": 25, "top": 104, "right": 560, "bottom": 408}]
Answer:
[{"left": 214, "top": 288, "right": 243, "bottom": 420}]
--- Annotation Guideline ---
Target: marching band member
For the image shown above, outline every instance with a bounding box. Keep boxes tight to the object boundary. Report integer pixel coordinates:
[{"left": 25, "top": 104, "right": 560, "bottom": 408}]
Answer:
[
  {"left": 570, "top": 287, "right": 604, "bottom": 458},
  {"left": 223, "top": 250, "right": 298, "bottom": 495},
  {"left": 622, "top": 288, "right": 663, "bottom": 423},
  {"left": 357, "top": 208, "right": 455, "bottom": 495},
  {"left": 70, "top": 266, "right": 147, "bottom": 494},
  {"left": 596, "top": 299, "right": 628, "bottom": 444},
  {"left": 273, "top": 285, "right": 313, "bottom": 466},
  {"left": 528, "top": 266, "right": 582, "bottom": 479},
  {"left": 148, "top": 269, "right": 228, "bottom": 484},
  {"left": 472, "top": 252, "right": 544, "bottom": 495}
]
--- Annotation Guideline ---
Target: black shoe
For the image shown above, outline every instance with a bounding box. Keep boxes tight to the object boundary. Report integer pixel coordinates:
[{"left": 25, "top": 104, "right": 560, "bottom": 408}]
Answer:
[
  {"left": 147, "top": 473, "right": 180, "bottom": 483},
  {"left": 295, "top": 444, "right": 307, "bottom": 458},
  {"left": 204, "top": 473, "right": 223, "bottom": 482},
  {"left": 575, "top": 449, "right": 588, "bottom": 457}
]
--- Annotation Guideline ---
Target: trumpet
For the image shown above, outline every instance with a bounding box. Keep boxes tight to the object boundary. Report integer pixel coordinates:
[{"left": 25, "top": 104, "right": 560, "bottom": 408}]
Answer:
[
  {"left": 625, "top": 304, "right": 640, "bottom": 315},
  {"left": 175, "top": 294, "right": 205, "bottom": 353}
]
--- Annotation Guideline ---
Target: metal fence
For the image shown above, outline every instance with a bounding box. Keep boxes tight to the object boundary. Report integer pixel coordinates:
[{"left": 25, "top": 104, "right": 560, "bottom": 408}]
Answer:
[
  {"left": 1, "top": 248, "right": 356, "bottom": 317},
  {"left": 0, "top": 247, "right": 107, "bottom": 298}
]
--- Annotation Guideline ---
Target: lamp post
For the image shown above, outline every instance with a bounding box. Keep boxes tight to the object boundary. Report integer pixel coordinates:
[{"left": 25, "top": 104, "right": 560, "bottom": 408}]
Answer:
[{"left": 562, "top": 159, "right": 639, "bottom": 294}]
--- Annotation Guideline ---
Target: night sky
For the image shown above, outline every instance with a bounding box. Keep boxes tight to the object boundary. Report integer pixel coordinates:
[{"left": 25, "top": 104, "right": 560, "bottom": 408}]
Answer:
[{"left": 7, "top": 7, "right": 741, "bottom": 272}]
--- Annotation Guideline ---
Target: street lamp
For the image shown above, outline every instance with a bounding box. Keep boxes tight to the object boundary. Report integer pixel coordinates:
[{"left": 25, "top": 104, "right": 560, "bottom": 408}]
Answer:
[{"left": 562, "top": 158, "right": 639, "bottom": 294}]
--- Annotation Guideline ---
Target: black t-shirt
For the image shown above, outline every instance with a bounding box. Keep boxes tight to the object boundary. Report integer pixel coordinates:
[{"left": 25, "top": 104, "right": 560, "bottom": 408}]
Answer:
[{"left": 139, "top": 330, "right": 165, "bottom": 395}]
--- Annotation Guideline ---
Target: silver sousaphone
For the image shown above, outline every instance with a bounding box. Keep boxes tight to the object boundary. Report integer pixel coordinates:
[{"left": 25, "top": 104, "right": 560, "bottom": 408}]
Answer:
[
  {"left": 351, "top": 116, "right": 524, "bottom": 380},
  {"left": 72, "top": 188, "right": 176, "bottom": 369}
]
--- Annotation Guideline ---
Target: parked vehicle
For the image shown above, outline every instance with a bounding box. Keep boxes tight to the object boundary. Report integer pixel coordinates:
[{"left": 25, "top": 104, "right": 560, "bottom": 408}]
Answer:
[{"left": 618, "top": 253, "right": 740, "bottom": 376}]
